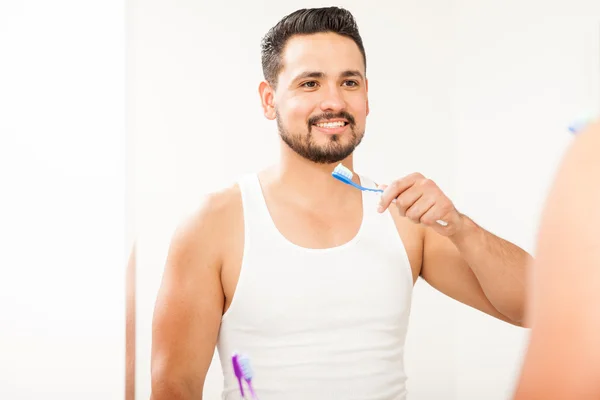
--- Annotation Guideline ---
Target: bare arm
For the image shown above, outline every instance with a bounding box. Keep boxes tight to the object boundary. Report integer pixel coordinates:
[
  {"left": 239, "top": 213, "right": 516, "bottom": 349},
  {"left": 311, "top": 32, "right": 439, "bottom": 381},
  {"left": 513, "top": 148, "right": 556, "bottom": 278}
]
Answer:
[
  {"left": 422, "top": 217, "right": 532, "bottom": 326},
  {"left": 513, "top": 121, "right": 600, "bottom": 399},
  {"left": 422, "top": 223, "right": 530, "bottom": 326},
  {"left": 150, "top": 197, "right": 226, "bottom": 400},
  {"left": 378, "top": 173, "right": 531, "bottom": 326}
]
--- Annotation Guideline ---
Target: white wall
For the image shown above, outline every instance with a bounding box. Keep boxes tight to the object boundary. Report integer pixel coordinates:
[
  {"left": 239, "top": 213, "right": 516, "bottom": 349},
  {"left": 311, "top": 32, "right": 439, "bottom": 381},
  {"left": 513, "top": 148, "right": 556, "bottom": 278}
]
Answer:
[
  {"left": 0, "top": 1, "right": 126, "bottom": 399},
  {"left": 131, "top": 1, "right": 599, "bottom": 399}
]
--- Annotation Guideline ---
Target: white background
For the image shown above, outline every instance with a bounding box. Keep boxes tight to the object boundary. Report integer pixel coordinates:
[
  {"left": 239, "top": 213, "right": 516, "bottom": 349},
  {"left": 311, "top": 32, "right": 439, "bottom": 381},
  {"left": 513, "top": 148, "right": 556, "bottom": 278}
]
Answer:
[
  {"left": 0, "top": 1, "right": 125, "bottom": 400},
  {"left": 131, "top": 1, "right": 599, "bottom": 400}
]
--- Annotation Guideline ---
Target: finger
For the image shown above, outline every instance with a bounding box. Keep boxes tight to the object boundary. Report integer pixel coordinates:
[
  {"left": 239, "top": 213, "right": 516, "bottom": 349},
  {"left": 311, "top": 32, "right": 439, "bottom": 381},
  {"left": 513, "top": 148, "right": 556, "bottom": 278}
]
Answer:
[
  {"left": 392, "top": 185, "right": 425, "bottom": 216},
  {"left": 376, "top": 184, "right": 389, "bottom": 208},
  {"left": 405, "top": 196, "right": 436, "bottom": 223},
  {"left": 378, "top": 173, "right": 423, "bottom": 212},
  {"left": 419, "top": 202, "right": 451, "bottom": 228}
]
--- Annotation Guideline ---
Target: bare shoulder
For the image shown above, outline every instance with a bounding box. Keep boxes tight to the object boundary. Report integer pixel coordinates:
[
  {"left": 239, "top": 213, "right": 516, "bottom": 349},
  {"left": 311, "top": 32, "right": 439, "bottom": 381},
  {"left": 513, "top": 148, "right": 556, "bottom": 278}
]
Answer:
[
  {"left": 169, "top": 183, "right": 243, "bottom": 267},
  {"left": 155, "top": 182, "right": 244, "bottom": 324},
  {"left": 532, "top": 119, "right": 600, "bottom": 311},
  {"left": 554, "top": 120, "right": 600, "bottom": 191},
  {"left": 551, "top": 119, "right": 600, "bottom": 191},
  {"left": 513, "top": 121, "right": 600, "bottom": 399},
  {"left": 536, "top": 120, "right": 600, "bottom": 274}
]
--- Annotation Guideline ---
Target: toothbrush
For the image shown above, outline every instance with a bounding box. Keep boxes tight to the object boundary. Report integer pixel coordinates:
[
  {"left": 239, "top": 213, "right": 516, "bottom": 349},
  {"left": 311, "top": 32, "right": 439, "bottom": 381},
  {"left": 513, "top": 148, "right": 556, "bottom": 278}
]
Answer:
[
  {"left": 231, "top": 353, "right": 245, "bottom": 398},
  {"left": 238, "top": 354, "right": 259, "bottom": 400},
  {"left": 568, "top": 119, "right": 589, "bottom": 134},
  {"left": 332, "top": 163, "right": 385, "bottom": 193},
  {"left": 231, "top": 352, "right": 259, "bottom": 400},
  {"left": 569, "top": 118, "right": 594, "bottom": 134},
  {"left": 332, "top": 163, "right": 448, "bottom": 227}
]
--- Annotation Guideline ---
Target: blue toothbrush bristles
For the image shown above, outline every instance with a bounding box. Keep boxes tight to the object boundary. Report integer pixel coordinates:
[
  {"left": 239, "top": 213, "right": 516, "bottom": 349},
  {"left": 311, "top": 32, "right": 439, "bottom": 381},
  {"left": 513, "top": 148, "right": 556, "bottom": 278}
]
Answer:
[
  {"left": 238, "top": 355, "right": 254, "bottom": 380},
  {"left": 333, "top": 163, "right": 353, "bottom": 179}
]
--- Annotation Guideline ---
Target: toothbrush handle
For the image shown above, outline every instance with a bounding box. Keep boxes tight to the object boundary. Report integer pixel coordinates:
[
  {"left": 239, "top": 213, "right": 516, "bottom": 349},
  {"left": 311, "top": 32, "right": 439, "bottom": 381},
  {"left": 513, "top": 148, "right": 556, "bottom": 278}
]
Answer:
[
  {"left": 236, "top": 376, "right": 245, "bottom": 398},
  {"left": 247, "top": 382, "right": 258, "bottom": 400},
  {"left": 367, "top": 186, "right": 395, "bottom": 202}
]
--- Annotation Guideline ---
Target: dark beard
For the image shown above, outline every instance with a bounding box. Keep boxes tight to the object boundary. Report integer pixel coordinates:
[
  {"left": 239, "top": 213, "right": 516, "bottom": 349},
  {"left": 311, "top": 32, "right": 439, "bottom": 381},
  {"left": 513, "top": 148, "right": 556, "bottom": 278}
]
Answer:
[{"left": 277, "top": 111, "right": 364, "bottom": 164}]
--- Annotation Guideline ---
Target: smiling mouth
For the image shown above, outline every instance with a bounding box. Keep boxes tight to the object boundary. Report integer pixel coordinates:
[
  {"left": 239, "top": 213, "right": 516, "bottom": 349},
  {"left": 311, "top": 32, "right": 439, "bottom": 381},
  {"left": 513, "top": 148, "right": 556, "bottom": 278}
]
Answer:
[{"left": 313, "top": 121, "right": 349, "bottom": 128}]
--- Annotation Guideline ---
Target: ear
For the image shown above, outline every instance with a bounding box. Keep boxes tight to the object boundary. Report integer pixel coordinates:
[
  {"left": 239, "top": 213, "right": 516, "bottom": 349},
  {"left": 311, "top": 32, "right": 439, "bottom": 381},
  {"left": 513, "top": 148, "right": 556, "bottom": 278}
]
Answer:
[
  {"left": 365, "top": 78, "right": 370, "bottom": 116},
  {"left": 259, "top": 80, "right": 276, "bottom": 120}
]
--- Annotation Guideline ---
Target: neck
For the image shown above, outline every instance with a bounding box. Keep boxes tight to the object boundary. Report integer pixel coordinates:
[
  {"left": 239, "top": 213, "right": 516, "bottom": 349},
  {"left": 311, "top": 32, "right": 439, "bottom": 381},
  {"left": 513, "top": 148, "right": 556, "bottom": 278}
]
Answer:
[{"left": 269, "top": 141, "right": 360, "bottom": 207}]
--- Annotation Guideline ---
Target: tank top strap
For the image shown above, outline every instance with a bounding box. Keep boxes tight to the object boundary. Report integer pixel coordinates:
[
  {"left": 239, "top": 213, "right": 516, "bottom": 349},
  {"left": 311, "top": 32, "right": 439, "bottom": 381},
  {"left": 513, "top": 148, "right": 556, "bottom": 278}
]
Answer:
[{"left": 236, "top": 173, "right": 279, "bottom": 244}]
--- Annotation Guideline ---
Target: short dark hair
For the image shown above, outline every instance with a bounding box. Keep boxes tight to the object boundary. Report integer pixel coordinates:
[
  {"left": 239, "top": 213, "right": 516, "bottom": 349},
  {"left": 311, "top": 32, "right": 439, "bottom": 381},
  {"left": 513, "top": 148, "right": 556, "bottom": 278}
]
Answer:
[{"left": 260, "top": 7, "right": 366, "bottom": 88}]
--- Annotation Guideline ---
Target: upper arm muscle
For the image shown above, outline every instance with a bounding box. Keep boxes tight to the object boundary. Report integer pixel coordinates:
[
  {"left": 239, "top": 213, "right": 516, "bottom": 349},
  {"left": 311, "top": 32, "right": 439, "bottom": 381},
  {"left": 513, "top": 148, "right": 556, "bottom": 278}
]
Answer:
[
  {"left": 421, "top": 228, "right": 515, "bottom": 324},
  {"left": 150, "top": 196, "right": 227, "bottom": 399}
]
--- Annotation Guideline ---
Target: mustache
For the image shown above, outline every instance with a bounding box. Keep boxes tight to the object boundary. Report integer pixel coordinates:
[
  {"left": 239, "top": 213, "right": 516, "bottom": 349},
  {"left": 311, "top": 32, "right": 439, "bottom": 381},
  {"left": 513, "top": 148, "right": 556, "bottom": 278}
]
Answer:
[{"left": 308, "top": 111, "right": 356, "bottom": 128}]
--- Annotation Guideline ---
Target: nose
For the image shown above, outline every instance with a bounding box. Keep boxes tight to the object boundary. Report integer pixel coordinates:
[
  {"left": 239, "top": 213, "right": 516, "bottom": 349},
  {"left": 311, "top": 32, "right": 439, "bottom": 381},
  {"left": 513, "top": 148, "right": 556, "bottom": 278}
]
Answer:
[{"left": 319, "top": 84, "right": 346, "bottom": 113}]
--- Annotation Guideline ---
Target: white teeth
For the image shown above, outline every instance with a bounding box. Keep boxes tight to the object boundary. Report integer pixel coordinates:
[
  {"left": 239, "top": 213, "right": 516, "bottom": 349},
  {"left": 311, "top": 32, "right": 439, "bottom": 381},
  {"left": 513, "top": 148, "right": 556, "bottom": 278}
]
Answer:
[{"left": 316, "top": 121, "right": 345, "bottom": 128}]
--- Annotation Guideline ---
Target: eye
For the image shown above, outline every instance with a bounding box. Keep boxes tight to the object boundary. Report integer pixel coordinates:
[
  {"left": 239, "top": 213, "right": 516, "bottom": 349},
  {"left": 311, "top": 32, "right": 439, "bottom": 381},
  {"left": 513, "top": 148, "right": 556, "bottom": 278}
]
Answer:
[
  {"left": 301, "top": 81, "right": 318, "bottom": 88},
  {"left": 343, "top": 80, "right": 359, "bottom": 87}
]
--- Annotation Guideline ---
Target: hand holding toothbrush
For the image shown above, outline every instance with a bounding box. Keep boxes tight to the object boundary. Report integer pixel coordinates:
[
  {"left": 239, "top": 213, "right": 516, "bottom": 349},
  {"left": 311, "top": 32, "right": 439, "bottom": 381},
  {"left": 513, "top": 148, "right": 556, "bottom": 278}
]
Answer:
[{"left": 376, "top": 172, "right": 463, "bottom": 237}]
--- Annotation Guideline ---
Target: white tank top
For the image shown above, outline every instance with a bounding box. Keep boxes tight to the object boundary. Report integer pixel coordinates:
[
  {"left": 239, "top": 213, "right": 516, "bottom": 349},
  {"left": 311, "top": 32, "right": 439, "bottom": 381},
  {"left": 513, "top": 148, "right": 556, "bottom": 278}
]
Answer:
[{"left": 216, "top": 173, "right": 414, "bottom": 400}]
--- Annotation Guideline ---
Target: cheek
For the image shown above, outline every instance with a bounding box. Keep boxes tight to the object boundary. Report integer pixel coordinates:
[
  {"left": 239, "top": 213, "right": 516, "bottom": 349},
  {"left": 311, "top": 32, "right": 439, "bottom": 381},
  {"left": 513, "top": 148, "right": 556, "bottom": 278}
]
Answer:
[
  {"left": 349, "top": 92, "right": 368, "bottom": 110},
  {"left": 282, "top": 96, "right": 316, "bottom": 122},
  {"left": 348, "top": 98, "right": 368, "bottom": 122}
]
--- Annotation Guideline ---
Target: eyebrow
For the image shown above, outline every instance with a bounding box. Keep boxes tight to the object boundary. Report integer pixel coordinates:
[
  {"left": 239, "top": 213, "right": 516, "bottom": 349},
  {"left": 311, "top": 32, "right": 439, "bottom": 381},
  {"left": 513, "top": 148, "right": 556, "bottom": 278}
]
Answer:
[{"left": 291, "top": 69, "right": 364, "bottom": 83}]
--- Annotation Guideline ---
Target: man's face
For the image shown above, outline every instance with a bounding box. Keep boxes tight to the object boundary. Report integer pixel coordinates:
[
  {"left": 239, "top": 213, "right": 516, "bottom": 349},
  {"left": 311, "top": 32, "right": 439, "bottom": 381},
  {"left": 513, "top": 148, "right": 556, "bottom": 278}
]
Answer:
[{"left": 262, "top": 32, "right": 369, "bottom": 164}]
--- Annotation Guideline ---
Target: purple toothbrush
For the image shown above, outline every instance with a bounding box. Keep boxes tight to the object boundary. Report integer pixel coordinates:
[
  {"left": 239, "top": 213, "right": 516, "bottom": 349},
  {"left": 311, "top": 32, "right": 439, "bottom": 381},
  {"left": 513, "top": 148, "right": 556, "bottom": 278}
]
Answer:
[
  {"left": 231, "top": 353, "right": 245, "bottom": 398},
  {"left": 231, "top": 352, "right": 259, "bottom": 399},
  {"left": 238, "top": 354, "right": 258, "bottom": 400}
]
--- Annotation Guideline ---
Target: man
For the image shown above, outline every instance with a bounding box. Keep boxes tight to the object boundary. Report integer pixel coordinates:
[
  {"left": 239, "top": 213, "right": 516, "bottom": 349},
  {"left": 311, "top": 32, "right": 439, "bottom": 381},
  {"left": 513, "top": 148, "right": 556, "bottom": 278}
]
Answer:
[
  {"left": 150, "top": 7, "right": 531, "bottom": 399},
  {"left": 513, "top": 121, "right": 600, "bottom": 399}
]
